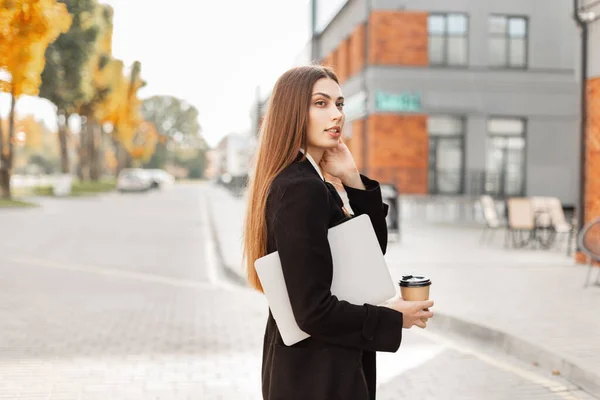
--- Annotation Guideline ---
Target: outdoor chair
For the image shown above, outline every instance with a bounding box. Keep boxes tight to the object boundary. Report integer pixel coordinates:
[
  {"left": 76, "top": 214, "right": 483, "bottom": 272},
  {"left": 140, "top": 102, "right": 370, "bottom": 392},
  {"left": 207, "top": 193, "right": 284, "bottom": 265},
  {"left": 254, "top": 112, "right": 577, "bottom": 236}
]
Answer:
[
  {"left": 546, "top": 197, "right": 576, "bottom": 256},
  {"left": 577, "top": 217, "right": 600, "bottom": 288},
  {"left": 530, "top": 197, "right": 557, "bottom": 249},
  {"left": 506, "top": 197, "right": 535, "bottom": 248},
  {"left": 530, "top": 197, "right": 552, "bottom": 227},
  {"left": 529, "top": 197, "right": 575, "bottom": 253},
  {"left": 479, "top": 195, "right": 507, "bottom": 245}
]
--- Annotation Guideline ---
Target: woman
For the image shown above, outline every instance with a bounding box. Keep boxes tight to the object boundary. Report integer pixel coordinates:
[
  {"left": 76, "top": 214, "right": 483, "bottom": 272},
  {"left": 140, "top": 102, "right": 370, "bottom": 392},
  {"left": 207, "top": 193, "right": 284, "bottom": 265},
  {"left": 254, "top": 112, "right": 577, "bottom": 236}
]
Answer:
[{"left": 243, "top": 65, "right": 434, "bottom": 400}]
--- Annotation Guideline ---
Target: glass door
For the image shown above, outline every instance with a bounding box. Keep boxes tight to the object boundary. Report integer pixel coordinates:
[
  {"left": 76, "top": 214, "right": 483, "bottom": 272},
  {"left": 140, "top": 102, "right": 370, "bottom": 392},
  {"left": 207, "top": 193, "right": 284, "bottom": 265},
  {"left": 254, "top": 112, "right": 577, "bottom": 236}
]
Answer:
[
  {"left": 485, "top": 135, "right": 525, "bottom": 196},
  {"left": 429, "top": 136, "right": 464, "bottom": 194}
]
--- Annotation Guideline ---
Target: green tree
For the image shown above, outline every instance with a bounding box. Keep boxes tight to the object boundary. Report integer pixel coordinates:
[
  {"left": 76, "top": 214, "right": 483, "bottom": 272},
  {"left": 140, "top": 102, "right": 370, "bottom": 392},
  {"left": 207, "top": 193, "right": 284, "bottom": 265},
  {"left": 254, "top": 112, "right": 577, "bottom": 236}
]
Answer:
[
  {"left": 39, "top": 0, "right": 101, "bottom": 174},
  {"left": 181, "top": 150, "right": 207, "bottom": 179},
  {"left": 141, "top": 95, "right": 202, "bottom": 169}
]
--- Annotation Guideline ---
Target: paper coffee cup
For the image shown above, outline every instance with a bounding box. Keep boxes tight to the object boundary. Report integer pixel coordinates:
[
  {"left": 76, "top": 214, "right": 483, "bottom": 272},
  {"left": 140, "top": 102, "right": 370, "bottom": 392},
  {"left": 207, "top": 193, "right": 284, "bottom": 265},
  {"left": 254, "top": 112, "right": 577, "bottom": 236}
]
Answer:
[{"left": 399, "top": 275, "right": 432, "bottom": 323}]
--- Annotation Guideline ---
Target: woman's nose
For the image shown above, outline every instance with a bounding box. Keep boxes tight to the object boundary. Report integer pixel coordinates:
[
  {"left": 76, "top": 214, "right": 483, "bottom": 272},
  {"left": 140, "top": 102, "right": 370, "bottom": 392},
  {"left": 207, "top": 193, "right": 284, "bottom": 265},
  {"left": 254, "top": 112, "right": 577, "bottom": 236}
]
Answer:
[{"left": 331, "top": 107, "right": 342, "bottom": 122}]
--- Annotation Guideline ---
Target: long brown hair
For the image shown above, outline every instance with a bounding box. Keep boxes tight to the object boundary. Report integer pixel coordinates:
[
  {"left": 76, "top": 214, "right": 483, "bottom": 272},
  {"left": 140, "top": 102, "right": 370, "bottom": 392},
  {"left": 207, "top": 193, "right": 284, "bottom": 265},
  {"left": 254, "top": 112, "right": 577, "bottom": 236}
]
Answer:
[{"left": 243, "top": 65, "right": 339, "bottom": 293}]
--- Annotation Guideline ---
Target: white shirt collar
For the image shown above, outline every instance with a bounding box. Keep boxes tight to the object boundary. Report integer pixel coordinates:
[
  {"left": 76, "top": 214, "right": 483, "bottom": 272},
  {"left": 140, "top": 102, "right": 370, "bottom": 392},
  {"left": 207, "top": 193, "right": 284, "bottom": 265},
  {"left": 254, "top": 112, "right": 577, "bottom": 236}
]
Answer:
[{"left": 299, "top": 148, "right": 325, "bottom": 181}]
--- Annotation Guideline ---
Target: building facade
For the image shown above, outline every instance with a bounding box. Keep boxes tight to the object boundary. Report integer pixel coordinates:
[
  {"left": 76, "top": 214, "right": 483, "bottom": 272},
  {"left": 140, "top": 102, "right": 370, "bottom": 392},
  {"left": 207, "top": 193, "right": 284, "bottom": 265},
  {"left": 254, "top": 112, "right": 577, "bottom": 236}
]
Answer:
[
  {"left": 580, "top": 0, "right": 600, "bottom": 229},
  {"left": 208, "top": 133, "right": 256, "bottom": 182},
  {"left": 309, "top": 0, "right": 580, "bottom": 206}
]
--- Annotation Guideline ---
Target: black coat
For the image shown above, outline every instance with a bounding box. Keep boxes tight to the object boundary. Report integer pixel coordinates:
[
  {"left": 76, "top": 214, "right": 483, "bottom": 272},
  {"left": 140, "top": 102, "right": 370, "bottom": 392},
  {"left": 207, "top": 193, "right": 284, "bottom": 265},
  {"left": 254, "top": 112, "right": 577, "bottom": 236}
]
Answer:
[{"left": 261, "top": 153, "right": 404, "bottom": 400}]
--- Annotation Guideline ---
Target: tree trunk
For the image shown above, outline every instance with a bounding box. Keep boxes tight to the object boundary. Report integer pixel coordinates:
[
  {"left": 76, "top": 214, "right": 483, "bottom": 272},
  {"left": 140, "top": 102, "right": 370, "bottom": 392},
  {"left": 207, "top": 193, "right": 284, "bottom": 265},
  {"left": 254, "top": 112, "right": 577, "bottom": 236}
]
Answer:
[
  {"left": 89, "top": 120, "right": 101, "bottom": 181},
  {"left": 77, "top": 116, "right": 89, "bottom": 181},
  {"left": 76, "top": 137, "right": 85, "bottom": 181},
  {"left": 0, "top": 109, "right": 5, "bottom": 198},
  {"left": 0, "top": 168, "right": 10, "bottom": 199},
  {"left": 98, "top": 125, "right": 106, "bottom": 177},
  {"left": 0, "top": 93, "right": 17, "bottom": 199},
  {"left": 7, "top": 92, "right": 16, "bottom": 170},
  {"left": 58, "top": 111, "right": 70, "bottom": 174},
  {"left": 98, "top": 125, "right": 109, "bottom": 178},
  {"left": 114, "top": 136, "right": 124, "bottom": 176}
]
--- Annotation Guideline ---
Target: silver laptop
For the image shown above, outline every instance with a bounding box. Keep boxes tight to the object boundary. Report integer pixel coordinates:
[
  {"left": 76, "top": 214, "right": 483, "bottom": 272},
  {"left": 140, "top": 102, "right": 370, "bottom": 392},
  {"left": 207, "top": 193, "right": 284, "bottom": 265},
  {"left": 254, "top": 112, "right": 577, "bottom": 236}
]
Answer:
[{"left": 255, "top": 214, "right": 397, "bottom": 346}]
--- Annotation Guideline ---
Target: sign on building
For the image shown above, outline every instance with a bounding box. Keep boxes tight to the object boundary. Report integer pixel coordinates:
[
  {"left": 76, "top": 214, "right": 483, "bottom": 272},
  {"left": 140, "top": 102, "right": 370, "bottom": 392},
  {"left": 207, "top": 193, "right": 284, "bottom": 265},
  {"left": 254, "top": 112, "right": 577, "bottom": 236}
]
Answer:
[{"left": 375, "top": 91, "right": 421, "bottom": 113}]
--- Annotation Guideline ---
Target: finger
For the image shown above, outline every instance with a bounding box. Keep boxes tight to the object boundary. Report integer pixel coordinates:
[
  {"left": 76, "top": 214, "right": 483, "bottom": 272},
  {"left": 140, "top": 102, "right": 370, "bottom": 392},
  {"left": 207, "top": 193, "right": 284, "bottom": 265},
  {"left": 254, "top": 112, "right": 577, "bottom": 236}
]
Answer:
[
  {"left": 415, "top": 320, "right": 427, "bottom": 329},
  {"left": 420, "top": 310, "right": 434, "bottom": 319},
  {"left": 420, "top": 300, "right": 434, "bottom": 309}
]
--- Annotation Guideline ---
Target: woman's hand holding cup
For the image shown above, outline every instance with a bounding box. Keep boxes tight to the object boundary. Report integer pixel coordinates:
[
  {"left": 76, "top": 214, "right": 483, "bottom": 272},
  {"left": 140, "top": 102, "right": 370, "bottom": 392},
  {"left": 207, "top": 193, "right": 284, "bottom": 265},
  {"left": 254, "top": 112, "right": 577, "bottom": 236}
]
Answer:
[
  {"left": 381, "top": 296, "right": 434, "bottom": 329},
  {"left": 381, "top": 275, "right": 434, "bottom": 329}
]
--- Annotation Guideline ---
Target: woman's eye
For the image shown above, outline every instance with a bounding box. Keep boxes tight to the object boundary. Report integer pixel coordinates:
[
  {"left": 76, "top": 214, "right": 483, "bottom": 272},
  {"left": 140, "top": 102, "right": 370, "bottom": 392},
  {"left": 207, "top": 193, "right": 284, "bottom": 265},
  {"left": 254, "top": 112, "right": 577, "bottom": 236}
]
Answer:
[
  {"left": 336, "top": 102, "right": 345, "bottom": 108},
  {"left": 315, "top": 100, "right": 326, "bottom": 106}
]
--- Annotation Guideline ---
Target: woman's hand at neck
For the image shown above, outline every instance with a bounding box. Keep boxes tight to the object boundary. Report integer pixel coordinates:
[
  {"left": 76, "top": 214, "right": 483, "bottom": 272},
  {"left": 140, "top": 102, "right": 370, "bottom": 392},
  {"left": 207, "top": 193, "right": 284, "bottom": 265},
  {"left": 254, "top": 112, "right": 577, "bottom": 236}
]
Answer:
[{"left": 310, "top": 140, "right": 365, "bottom": 190}]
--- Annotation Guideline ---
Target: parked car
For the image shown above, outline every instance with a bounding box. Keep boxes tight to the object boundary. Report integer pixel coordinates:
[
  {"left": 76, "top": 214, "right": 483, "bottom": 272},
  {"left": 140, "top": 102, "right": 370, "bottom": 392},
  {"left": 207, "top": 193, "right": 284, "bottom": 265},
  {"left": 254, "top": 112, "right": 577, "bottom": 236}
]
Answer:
[
  {"left": 116, "top": 168, "right": 153, "bottom": 192},
  {"left": 147, "top": 169, "right": 175, "bottom": 189}
]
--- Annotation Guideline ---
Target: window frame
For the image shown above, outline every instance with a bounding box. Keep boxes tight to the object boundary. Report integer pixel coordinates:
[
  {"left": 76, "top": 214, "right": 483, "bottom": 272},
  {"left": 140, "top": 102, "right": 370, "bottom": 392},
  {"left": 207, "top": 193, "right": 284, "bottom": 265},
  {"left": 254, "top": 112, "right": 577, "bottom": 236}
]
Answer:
[
  {"left": 428, "top": 12, "right": 470, "bottom": 68},
  {"left": 488, "top": 15, "right": 529, "bottom": 69},
  {"left": 428, "top": 115, "right": 467, "bottom": 195}
]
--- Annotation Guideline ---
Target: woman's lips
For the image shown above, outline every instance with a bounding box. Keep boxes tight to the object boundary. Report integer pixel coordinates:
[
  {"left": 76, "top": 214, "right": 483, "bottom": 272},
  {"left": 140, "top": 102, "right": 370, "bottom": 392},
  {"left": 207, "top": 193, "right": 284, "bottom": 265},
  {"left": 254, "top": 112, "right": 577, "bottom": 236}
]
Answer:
[{"left": 326, "top": 128, "right": 341, "bottom": 138}]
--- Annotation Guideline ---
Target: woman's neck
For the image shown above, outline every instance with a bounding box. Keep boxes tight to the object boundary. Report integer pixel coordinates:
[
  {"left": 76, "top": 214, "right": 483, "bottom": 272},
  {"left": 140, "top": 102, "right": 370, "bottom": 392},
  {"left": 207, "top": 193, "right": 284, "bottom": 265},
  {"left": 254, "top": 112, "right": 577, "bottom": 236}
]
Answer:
[{"left": 306, "top": 146, "right": 325, "bottom": 165}]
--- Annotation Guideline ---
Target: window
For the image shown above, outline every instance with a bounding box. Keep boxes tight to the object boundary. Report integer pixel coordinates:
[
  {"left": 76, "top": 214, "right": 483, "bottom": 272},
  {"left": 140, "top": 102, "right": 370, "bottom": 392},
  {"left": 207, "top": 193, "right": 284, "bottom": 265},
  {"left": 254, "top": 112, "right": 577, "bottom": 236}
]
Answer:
[
  {"left": 428, "top": 13, "right": 469, "bottom": 66},
  {"left": 428, "top": 116, "right": 465, "bottom": 195},
  {"left": 489, "top": 15, "right": 528, "bottom": 68},
  {"left": 485, "top": 118, "right": 526, "bottom": 197}
]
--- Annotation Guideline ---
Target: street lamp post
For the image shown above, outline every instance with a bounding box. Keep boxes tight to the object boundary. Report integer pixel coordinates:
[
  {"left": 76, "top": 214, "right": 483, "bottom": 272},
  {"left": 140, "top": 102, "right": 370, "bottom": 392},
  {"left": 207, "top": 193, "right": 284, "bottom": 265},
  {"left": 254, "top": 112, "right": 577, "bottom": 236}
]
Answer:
[{"left": 574, "top": 0, "right": 589, "bottom": 250}]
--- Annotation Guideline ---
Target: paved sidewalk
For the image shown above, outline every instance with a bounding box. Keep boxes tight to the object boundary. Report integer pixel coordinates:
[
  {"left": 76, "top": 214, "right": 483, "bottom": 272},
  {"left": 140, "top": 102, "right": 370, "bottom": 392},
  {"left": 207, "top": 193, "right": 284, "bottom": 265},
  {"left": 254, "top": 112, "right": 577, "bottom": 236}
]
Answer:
[
  {"left": 206, "top": 183, "right": 600, "bottom": 398},
  {"left": 0, "top": 185, "right": 268, "bottom": 399},
  {"left": 0, "top": 259, "right": 268, "bottom": 399}
]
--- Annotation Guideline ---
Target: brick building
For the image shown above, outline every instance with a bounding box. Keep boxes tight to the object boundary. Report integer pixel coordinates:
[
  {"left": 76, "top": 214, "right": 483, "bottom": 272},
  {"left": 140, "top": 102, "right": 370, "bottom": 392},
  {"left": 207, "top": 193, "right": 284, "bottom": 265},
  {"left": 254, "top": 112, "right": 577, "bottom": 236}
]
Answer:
[
  {"left": 304, "top": 0, "right": 580, "bottom": 206},
  {"left": 578, "top": 0, "right": 600, "bottom": 230}
]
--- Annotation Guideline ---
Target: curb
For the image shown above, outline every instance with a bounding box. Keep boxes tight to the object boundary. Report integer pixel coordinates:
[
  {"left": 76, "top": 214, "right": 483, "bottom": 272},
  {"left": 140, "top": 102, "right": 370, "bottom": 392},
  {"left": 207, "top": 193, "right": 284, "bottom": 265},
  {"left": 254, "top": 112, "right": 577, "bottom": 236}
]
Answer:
[
  {"left": 204, "top": 191, "right": 247, "bottom": 288},
  {"left": 203, "top": 187, "right": 600, "bottom": 398},
  {"left": 429, "top": 312, "right": 600, "bottom": 398}
]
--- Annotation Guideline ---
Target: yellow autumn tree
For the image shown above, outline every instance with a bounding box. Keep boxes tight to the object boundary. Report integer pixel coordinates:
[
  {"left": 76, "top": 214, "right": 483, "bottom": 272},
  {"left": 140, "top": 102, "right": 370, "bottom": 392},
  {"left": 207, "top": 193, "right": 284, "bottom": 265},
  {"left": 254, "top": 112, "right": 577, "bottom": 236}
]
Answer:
[
  {"left": 0, "top": 0, "right": 71, "bottom": 198},
  {"left": 1, "top": 116, "right": 55, "bottom": 173},
  {"left": 95, "top": 59, "right": 125, "bottom": 174},
  {"left": 75, "top": 3, "right": 117, "bottom": 181},
  {"left": 12, "top": 117, "right": 38, "bottom": 171},
  {"left": 0, "top": 6, "right": 18, "bottom": 79},
  {"left": 96, "top": 59, "right": 125, "bottom": 127},
  {"left": 96, "top": 60, "right": 145, "bottom": 174},
  {"left": 79, "top": 8, "right": 150, "bottom": 176},
  {"left": 103, "top": 146, "right": 118, "bottom": 172},
  {"left": 116, "top": 61, "right": 145, "bottom": 153},
  {"left": 16, "top": 115, "right": 45, "bottom": 152},
  {"left": 130, "top": 121, "right": 159, "bottom": 165}
]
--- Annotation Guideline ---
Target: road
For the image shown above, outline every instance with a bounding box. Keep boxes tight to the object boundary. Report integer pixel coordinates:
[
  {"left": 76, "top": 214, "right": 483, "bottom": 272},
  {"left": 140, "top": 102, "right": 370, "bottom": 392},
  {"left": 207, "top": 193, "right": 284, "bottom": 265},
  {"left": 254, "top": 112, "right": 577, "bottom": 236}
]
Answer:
[{"left": 0, "top": 183, "right": 595, "bottom": 399}]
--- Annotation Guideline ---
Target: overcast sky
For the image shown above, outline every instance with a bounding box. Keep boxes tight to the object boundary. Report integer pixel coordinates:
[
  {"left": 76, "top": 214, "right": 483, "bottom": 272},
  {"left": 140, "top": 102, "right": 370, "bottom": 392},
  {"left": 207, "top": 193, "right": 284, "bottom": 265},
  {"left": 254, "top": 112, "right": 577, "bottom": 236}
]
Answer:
[{"left": 1, "top": 0, "right": 311, "bottom": 148}]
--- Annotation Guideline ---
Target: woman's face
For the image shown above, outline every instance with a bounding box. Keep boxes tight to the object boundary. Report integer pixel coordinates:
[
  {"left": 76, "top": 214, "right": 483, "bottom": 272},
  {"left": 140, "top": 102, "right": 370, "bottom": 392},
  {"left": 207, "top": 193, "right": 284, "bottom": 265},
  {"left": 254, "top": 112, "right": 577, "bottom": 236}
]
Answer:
[{"left": 306, "top": 78, "right": 345, "bottom": 151}]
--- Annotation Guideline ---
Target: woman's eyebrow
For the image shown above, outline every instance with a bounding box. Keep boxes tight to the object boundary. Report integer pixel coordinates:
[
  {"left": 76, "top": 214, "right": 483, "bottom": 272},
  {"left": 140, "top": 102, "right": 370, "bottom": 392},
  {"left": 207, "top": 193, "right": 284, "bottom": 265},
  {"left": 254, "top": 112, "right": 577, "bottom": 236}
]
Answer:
[{"left": 312, "top": 92, "right": 345, "bottom": 101}]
